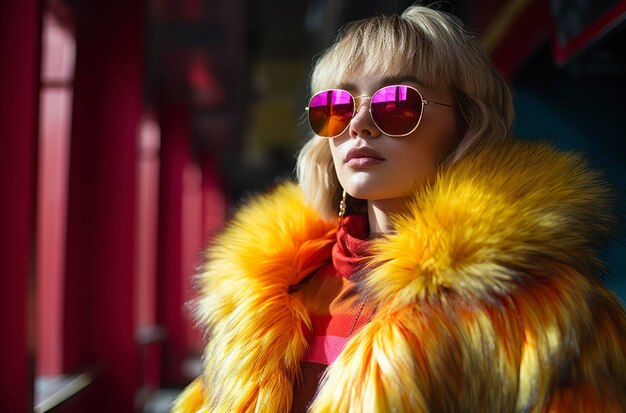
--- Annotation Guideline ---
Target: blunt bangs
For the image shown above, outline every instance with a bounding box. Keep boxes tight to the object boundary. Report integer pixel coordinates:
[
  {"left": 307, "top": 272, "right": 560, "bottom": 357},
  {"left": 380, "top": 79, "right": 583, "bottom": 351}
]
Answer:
[{"left": 311, "top": 13, "right": 463, "bottom": 93}]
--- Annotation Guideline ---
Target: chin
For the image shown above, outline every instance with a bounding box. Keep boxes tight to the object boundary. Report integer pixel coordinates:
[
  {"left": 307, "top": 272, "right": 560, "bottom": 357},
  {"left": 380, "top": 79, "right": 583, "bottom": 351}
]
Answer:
[{"left": 346, "top": 184, "right": 407, "bottom": 201}]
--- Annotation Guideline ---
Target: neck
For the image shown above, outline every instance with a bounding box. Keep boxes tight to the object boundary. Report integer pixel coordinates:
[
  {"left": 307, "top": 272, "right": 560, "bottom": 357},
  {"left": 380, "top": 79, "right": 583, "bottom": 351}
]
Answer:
[{"left": 367, "top": 196, "right": 411, "bottom": 235}]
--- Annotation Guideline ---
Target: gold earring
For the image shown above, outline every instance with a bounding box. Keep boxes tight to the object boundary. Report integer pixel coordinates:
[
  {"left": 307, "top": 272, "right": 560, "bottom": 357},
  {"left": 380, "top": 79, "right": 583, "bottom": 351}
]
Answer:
[{"left": 338, "top": 189, "right": 347, "bottom": 222}]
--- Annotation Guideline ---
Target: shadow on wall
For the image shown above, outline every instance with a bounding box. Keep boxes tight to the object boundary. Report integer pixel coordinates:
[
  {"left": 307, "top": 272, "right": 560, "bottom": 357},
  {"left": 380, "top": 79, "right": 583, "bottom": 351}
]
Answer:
[{"left": 512, "top": 64, "right": 626, "bottom": 304}]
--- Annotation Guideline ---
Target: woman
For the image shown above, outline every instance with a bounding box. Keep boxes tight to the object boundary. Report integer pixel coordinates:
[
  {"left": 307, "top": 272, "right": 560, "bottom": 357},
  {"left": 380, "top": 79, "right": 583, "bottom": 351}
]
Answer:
[{"left": 174, "top": 5, "right": 626, "bottom": 412}]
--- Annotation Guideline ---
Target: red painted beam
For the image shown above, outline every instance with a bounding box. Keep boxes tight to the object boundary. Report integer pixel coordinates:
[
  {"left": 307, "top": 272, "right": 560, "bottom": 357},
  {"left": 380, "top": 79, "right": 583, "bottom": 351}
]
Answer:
[
  {"left": 0, "top": 1, "right": 41, "bottom": 411},
  {"left": 156, "top": 105, "right": 191, "bottom": 386},
  {"left": 489, "top": 0, "right": 552, "bottom": 78},
  {"left": 551, "top": 0, "right": 626, "bottom": 64},
  {"left": 63, "top": 0, "right": 143, "bottom": 411}
]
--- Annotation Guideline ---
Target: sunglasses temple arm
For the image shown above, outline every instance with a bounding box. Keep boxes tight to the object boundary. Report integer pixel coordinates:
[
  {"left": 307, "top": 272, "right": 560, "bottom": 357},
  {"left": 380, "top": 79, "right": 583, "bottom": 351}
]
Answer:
[{"left": 424, "top": 99, "right": 454, "bottom": 108}]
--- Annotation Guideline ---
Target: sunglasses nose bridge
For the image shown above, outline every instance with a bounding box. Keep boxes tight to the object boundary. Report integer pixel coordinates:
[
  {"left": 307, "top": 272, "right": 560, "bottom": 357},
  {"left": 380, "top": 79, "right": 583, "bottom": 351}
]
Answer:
[
  {"left": 353, "top": 95, "right": 372, "bottom": 115},
  {"left": 348, "top": 94, "right": 383, "bottom": 139}
]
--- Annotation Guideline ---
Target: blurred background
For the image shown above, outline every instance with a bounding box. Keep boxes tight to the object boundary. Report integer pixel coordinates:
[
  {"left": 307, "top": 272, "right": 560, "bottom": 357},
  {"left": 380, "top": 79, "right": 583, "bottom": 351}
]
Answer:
[{"left": 1, "top": 0, "right": 625, "bottom": 412}]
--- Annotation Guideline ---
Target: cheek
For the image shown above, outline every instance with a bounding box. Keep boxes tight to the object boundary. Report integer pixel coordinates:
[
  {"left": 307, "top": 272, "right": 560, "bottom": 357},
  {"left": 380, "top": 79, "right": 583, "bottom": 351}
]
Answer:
[
  {"left": 415, "top": 114, "right": 459, "bottom": 161},
  {"left": 394, "top": 116, "right": 458, "bottom": 182},
  {"left": 328, "top": 139, "right": 342, "bottom": 166},
  {"left": 328, "top": 138, "right": 348, "bottom": 180},
  {"left": 391, "top": 143, "right": 437, "bottom": 187}
]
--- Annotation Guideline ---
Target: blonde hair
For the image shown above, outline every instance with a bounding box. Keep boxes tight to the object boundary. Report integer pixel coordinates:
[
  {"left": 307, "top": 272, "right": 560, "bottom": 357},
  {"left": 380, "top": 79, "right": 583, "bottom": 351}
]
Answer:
[{"left": 296, "top": 5, "right": 514, "bottom": 220}]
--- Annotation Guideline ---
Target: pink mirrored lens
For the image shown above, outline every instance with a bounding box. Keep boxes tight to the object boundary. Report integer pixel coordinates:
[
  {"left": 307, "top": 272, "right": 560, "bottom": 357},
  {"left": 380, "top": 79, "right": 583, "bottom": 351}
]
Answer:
[
  {"left": 308, "top": 89, "right": 354, "bottom": 137},
  {"left": 371, "top": 85, "right": 422, "bottom": 135}
]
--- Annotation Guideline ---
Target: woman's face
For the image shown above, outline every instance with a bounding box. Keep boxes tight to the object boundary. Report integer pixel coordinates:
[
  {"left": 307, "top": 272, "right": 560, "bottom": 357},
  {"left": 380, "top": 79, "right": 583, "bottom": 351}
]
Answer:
[{"left": 328, "top": 73, "right": 460, "bottom": 201}]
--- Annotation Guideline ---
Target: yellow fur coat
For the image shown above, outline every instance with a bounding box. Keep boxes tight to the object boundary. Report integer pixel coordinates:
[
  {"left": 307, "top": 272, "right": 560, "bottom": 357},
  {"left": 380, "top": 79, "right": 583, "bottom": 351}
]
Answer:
[{"left": 173, "top": 141, "right": 626, "bottom": 412}]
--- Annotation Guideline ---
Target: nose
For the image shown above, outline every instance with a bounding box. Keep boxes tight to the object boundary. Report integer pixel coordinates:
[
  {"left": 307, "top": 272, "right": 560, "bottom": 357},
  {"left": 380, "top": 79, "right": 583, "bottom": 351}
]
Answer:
[{"left": 349, "top": 98, "right": 381, "bottom": 139}]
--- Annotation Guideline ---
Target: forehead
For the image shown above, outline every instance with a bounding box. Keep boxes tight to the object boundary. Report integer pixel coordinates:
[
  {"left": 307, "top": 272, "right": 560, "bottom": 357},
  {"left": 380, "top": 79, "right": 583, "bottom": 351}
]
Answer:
[
  {"left": 313, "top": 49, "right": 451, "bottom": 94},
  {"left": 337, "top": 74, "right": 428, "bottom": 93}
]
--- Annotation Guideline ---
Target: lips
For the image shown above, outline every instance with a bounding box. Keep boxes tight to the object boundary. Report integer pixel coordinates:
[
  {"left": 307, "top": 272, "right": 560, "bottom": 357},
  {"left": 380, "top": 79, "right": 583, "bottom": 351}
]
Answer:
[{"left": 345, "top": 146, "right": 385, "bottom": 168}]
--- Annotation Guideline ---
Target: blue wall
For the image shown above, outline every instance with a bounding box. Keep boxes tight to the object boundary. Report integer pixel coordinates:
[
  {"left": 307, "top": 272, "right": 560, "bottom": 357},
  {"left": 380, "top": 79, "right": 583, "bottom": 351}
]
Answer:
[{"left": 513, "top": 74, "right": 626, "bottom": 303}]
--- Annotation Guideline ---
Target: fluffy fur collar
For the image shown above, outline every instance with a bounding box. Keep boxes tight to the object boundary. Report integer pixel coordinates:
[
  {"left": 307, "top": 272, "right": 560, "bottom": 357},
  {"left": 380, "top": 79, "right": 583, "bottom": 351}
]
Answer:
[{"left": 174, "top": 141, "right": 625, "bottom": 412}]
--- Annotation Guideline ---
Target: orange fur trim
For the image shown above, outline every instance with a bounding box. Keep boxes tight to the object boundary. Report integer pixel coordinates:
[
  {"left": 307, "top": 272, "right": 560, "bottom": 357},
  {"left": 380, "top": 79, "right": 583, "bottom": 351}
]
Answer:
[
  {"left": 175, "top": 142, "right": 626, "bottom": 412},
  {"left": 541, "top": 381, "right": 624, "bottom": 412},
  {"left": 172, "top": 378, "right": 208, "bottom": 413},
  {"left": 174, "top": 184, "right": 335, "bottom": 412},
  {"left": 311, "top": 142, "right": 625, "bottom": 412}
]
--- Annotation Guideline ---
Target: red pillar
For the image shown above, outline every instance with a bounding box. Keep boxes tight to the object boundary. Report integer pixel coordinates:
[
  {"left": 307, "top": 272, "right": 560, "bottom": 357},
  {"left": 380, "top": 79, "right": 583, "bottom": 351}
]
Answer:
[
  {"left": 201, "top": 154, "right": 227, "bottom": 240},
  {"left": 186, "top": 155, "right": 227, "bottom": 353},
  {"left": 0, "top": 1, "right": 41, "bottom": 412},
  {"left": 136, "top": 115, "right": 162, "bottom": 392},
  {"left": 157, "top": 105, "right": 191, "bottom": 386},
  {"left": 63, "top": 0, "right": 143, "bottom": 411}
]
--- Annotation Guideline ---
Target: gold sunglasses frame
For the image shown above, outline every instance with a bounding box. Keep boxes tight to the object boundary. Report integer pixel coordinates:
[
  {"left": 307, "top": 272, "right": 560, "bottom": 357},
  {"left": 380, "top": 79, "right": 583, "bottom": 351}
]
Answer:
[{"left": 305, "top": 84, "right": 454, "bottom": 138}]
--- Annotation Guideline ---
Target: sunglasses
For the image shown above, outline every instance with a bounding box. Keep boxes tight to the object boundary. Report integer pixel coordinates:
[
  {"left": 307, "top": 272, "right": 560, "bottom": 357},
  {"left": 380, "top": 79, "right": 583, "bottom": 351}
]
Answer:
[{"left": 305, "top": 84, "right": 454, "bottom": 138}]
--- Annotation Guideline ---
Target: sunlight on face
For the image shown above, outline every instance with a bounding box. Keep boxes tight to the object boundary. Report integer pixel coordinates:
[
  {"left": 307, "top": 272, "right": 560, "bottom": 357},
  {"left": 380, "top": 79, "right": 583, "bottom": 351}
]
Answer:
[{"left": 328, "top": 73, "right": 460, "bottom": 202}]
